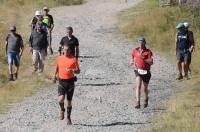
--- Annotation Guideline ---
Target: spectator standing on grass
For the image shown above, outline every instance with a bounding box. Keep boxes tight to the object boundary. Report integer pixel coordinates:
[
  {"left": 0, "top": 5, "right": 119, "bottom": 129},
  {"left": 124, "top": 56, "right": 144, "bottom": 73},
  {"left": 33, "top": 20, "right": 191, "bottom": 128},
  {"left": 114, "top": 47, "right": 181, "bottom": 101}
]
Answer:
[
  {"left": 52, "top": 43, "right": 80, "bottom": 125},
  {"left": 183, "top": 22, "right": 195, "bottom": 75},
  {"left": 5, "top": 25, "right": 24, "bottom": 81},
  {"left": 42, "top": 6, "right": 54, "bottom": 55},
  {"left": 131, "top": 36, "right": 153, "bottom": 109},
  {"left": 175, "top": 23, "right": 191, "bottom": 80},
  {"left": 29, "top": 22, "right": 48, "bottom": 74}
]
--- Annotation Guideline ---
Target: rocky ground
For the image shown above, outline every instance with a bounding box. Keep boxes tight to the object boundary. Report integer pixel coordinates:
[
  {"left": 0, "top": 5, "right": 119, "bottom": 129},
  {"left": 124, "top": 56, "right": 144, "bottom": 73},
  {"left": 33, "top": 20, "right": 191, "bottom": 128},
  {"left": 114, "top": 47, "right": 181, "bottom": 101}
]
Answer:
[{"left": 0, "top": 0, "right": 176, "bottom": 131}]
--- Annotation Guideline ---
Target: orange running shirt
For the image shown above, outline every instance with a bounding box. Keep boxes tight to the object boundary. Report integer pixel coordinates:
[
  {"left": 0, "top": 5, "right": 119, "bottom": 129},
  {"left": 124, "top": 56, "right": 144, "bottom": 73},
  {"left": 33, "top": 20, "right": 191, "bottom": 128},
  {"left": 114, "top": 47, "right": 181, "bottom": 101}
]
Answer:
[{"left": 56, "top": 56, "right": 79, "bottom": 80}]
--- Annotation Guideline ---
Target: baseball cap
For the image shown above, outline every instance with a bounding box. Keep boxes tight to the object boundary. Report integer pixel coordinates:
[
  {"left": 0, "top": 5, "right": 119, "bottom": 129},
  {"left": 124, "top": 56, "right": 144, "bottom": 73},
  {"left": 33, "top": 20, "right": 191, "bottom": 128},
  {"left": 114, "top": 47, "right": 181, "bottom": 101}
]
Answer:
[
  {"left": 138, "top": 36, "right": 146, "bottom": 44},
  {"left": 10, "top": 25, "right": 16, "bottom": 32},
  {"left": 35, "top": 10, "right": 42, "bottom": 16},
  {"left": 43, "top": 6, "right": 49, "bottom": 11},
  {"left": 176, "top": 23, "right": 185, "bottom": 29},
  {"left": 183, "top": 22, "right": 189, "bottom": 28}
]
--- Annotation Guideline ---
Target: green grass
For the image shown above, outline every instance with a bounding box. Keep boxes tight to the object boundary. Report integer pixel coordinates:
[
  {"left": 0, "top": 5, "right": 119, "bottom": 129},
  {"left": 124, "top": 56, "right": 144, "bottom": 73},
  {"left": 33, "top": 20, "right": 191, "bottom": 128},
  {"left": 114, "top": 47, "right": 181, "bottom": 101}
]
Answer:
[
  {"left": 0, "top": 0, "right": 84, "bottom": 113},
  {"left": 119, "top": 0, "right": 200, "bottom": 131}
]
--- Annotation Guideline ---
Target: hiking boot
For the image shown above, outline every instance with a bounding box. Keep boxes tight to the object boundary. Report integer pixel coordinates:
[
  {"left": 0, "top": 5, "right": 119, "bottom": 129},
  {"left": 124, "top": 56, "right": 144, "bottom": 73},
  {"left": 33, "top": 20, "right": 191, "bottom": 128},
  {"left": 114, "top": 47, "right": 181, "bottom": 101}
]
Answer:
[
  {"left": 184, "top": 74, "right": 190, "bottom": 80},
  {"left": 14, "top": 73, "right": 18, "bottom": 80},
  {"left": 59, "top": 111, "right": 65, "bottom": 120},
  {"left": 8, "top": 74, "right": 14, "bottom": 81},
  {"left": 176, "top": 73, "right": 183, "bottom": 80},
  {"left": 144, "top": 97, "right": 149, "bottom": 108},
  {"left": 135, "top": 101, "right": 140, "bottom": 109},
  {"left": 32, "top": 69, "right": 37, "bottom": 74},
  {"left": 188, "top": 68, "right": 192, "bottom": 75},
  {"left": 67, "top": 117, "right": 72, "bottom": 125}
]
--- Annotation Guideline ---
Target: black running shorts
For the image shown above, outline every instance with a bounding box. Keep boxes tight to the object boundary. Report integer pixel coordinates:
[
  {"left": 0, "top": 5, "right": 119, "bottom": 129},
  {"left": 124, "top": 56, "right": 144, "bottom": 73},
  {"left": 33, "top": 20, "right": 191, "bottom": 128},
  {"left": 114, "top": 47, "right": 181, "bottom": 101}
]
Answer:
[
  {"left": 134, "top": 70, "right": 151, "bottom": 83},
  {"left": 58, "top": 78, "right": 75, "bottom": 101}
]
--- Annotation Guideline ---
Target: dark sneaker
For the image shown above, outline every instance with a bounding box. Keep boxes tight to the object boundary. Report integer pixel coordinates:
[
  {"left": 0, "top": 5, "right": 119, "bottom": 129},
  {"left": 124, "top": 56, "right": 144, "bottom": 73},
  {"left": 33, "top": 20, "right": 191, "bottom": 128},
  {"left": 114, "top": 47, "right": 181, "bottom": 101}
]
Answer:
[
  {"left": 59, "top": 111, "right": 65, "bottom": 120},
  {"left": 8, "top": 74, "right": 14, "bottom": 81},
  {"left": 14, "top": 73, "right": 18, "bottom": 80},
  {"left": 144, "top": 97, "right": 149, "bottom": 108},
  {"left": 176, "top": 73, "right": 183, "bottom": 80},
  {"left": 67, "top": 117, "right": 72, "bottom": 125},
  {"left": 135, "top": 101, "right": 140, "bottom": 109}
]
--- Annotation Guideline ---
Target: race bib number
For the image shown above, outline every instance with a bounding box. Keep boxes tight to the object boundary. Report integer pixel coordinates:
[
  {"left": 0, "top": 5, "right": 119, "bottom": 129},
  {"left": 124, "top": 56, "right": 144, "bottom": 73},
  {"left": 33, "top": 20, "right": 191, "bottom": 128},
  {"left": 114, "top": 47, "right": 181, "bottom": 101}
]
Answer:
[{"left": 137, "top": 69, "right": 147, "bottom": 75}]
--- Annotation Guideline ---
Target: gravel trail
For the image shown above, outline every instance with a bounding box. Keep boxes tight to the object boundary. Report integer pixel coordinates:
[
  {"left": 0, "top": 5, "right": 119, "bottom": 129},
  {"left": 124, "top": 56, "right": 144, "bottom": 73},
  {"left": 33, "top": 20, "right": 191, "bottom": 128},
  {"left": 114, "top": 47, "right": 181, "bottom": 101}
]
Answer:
[{"left": 0, "top": 0, "right": 176, "bottom": 131}]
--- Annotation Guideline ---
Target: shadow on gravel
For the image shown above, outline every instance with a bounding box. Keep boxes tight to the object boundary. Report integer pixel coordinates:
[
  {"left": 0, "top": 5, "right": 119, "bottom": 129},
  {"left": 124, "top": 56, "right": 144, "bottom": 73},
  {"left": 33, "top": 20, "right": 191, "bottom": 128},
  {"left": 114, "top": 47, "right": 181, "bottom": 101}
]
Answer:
[
  {"left": 79, "top": 55, "right": 101, "bottom": 59},
  {"left": 74, "top": 121, "right": 148, "bottom": 127},
  {"left": 142, "top": 108, "right": 166, "bottom": 114},
  {"left": 77, "top": 82, "right": 122, "bottom": 87}
]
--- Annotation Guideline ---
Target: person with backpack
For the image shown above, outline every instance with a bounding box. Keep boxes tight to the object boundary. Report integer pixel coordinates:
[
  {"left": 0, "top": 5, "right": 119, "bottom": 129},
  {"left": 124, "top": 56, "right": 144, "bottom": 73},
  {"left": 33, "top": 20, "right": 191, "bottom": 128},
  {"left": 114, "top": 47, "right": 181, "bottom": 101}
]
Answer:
[
  {"left": 5, "top": 25, "right": 24, "bottom": 81},
  {"left": 52, "top": 43, "right": 80, "bottom": 125},
  {"left": 29, "top": 22, "right": 48, "bottom": 74},
  {"left": 59, "top": 26, "right": 79, "bottom": 59},
  {"left": 30, "top": 11, "right": 47, "bottom": 32},
  {"left": 183, "top": 22, "right": 195, "bottom": 75},
  {"left": 131, "top": 36, "right": 153, "bottom": 109},
  {"left": 42, "top": 6, "right": 54, "bottom": 55},
  {"left": 175, "top": 23, "right": 191, "bottom": 80}
]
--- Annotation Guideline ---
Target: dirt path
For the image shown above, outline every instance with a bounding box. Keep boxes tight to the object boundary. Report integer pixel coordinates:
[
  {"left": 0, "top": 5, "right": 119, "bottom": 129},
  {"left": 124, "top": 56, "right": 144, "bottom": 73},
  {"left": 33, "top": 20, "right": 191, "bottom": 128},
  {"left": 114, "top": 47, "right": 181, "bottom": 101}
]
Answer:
[{"left": 0, "top": 0, "right": 176, "bottom": 131}]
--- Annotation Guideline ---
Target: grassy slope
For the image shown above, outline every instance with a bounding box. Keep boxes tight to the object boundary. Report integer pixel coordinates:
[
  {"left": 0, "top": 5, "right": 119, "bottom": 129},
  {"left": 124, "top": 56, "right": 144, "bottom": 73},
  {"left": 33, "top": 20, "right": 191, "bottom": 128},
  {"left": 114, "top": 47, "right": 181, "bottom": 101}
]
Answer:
[
  {"left": 119, "top": 0, "right": 200, "bottom": 131},
  {"left": 0, "top": 0, "right": 84, "bottom": 113}
]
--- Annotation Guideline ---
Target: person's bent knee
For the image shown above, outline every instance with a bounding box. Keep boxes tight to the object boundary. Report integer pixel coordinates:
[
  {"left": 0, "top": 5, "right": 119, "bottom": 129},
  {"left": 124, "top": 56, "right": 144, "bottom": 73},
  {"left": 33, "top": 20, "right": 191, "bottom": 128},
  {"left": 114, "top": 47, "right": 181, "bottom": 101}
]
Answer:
[{"left": 58, "top": 95, "right": 65, "bottom": 102}]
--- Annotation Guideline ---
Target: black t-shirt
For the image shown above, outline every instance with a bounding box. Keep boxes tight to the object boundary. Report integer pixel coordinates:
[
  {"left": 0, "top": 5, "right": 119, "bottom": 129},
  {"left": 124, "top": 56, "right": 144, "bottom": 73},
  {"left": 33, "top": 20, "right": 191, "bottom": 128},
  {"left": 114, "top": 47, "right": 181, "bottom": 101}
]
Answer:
[
  {"left": 60, "top": 35, "right": 79, "bottom": 56},
  {"left": 46, "top": 14, "right": 54, "bottom": 28}
]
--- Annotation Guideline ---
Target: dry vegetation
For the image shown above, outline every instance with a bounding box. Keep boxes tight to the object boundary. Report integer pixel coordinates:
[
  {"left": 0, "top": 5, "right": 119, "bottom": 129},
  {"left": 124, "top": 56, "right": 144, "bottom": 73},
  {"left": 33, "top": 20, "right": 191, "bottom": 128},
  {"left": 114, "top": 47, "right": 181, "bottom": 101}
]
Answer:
[
  {"left": 0, "top": 0, "right": 84, "bottom": 113},
  {"left": 119, "top": 0, "right": 200, "bottom": 131}
]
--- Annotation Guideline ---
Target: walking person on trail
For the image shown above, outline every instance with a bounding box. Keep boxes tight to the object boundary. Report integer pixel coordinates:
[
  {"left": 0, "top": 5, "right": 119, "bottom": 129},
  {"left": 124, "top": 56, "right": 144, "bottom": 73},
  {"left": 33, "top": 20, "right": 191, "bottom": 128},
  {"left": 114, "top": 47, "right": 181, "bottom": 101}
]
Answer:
[
  {"left": 5, "top": 25, "right": 24, "bottom": 81},
  {"left": 131, "top": 36, "right": 153, "bottom": 109},
  {"left": 183, "top": 22, "right": 195, "bottom": 75},
  {"left": 58, "top": 26, "right": 79, "bottom": 59},
  {"left": 52, "top": 43, "right": 80, "bottom": 125},
  {"left": 175, "top": 23, "right": 191, "bottom": 80},
  {"left": 30, "top": 10, "right": 48, "bottom": 32},
  {"left": 42, "top": 6, "right": 54, "bottom": 55},
  {"left": 29, "top": 22, "right": 48, "bottom": 74}
]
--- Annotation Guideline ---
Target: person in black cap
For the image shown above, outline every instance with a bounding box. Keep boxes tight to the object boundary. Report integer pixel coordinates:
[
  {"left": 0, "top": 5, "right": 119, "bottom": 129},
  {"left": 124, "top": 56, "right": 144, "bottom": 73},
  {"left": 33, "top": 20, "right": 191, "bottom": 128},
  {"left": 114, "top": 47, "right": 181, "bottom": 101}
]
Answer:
[
  {"left": 5, "top": 25, "right": 24, "bottom": 81},
  {"left": 59, "top": 26, "right": 79, "bottom": 59}
]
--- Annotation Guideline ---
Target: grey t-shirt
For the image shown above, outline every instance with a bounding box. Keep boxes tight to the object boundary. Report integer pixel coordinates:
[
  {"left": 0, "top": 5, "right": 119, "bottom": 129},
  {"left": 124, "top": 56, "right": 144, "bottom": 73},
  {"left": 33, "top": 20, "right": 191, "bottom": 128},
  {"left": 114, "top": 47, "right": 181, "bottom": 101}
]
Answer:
[{"left": 6, "top": 34, "right": 24, "bottom": 53}]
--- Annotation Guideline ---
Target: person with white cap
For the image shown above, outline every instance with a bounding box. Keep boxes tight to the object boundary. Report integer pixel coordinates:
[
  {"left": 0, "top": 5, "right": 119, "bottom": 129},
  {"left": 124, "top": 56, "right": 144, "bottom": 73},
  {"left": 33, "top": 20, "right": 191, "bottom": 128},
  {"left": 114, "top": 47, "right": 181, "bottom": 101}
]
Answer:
[
  {"left": 183, "top": 22, "right": 195, "bottom": 75},
  {"left": 5, "top": 25, "right": 24, "bottom": 81},
  {"left": 175, "top": 23, "right": 190, "bottom": 80},
  {"left": 30, "top": 11, "right": 43, "bottom": 31},
  {"left": 42, "top": 6, "right": 54, "bottom": 55},
  {"left": 131, "top": 36, "right": 154, "bottom": 109}
]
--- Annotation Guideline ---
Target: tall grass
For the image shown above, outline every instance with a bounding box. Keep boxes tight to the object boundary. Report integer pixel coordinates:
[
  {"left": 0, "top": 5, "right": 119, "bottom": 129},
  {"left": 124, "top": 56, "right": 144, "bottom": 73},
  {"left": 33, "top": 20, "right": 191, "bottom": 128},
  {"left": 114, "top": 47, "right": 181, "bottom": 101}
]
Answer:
[
  {"left": 0, "top": 0, "right": 84, "bottom": 113},
  {"left": 119, "top": 0, "right": 200, "bottom": 131}
]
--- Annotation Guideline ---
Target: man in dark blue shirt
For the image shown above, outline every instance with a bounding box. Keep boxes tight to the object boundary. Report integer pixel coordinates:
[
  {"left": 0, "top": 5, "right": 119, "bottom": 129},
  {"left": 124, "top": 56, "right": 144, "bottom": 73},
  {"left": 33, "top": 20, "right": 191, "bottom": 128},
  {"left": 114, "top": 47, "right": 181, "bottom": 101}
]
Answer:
[{"left": 175, "top": 23, "right": 190, "bottom": 80}]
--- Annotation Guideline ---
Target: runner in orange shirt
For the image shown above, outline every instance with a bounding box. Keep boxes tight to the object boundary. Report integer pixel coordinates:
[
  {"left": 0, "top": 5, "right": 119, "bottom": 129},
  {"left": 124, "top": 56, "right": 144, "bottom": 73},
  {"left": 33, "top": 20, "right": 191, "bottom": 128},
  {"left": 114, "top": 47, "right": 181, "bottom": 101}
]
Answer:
[
  {"left": 131, "top": 36, "right": 153, "bottom": 109},
  {"left": 52, "top": 43, "right": 80, "bottom": 125}
]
